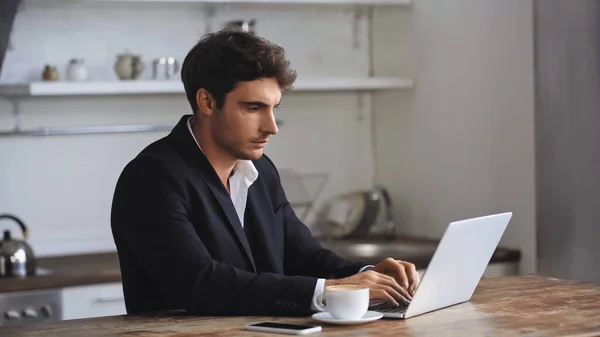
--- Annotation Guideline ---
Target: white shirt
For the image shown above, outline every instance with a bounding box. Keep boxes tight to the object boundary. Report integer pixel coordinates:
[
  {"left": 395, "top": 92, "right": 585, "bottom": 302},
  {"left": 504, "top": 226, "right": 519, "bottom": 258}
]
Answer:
[{"left": 186, "top": 117, "right": 326, "bottom": 310}]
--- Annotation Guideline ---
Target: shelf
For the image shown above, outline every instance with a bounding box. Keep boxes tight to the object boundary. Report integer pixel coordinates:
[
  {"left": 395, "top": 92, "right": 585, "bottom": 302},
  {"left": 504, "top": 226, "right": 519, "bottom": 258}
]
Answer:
[
  {"left": 0, "top": 78, "right": 413, "bottom": 97},
  {"left": 41, "top": 0, "right": 412, "bottom": 6}
]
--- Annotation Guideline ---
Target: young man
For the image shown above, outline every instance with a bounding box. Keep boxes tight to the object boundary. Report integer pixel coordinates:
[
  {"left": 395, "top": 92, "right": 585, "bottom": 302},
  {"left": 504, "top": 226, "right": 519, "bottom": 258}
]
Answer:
[{"left": 111, "top": 30, "right": 419, "bottom": 316}]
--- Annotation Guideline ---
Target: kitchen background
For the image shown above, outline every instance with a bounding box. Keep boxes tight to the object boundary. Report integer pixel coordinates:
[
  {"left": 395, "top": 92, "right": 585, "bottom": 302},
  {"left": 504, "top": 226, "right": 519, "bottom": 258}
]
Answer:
[
  {"left": 0, "top": 0, "right": 534, "bottom": 268},
  {"left": 1, "top": 0, "right": 597, "bottom": 326}
]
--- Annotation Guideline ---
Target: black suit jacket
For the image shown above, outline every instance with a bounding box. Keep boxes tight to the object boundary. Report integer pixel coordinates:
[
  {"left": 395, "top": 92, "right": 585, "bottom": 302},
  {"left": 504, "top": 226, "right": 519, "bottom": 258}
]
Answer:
[{"left": 110, "top": 115, "right": 365, "bottom": 316}]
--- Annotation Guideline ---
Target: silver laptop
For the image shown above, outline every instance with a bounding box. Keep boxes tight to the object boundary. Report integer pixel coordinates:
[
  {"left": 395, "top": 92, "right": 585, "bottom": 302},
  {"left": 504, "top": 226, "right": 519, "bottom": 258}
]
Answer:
[{"left": 369, "top": 212, "right": 513, "bottom": 319}]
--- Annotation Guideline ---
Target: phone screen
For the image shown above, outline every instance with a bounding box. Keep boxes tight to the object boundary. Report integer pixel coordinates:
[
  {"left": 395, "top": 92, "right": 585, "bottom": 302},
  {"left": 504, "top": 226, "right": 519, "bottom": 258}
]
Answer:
[{"left": 249, "top": 322, "right": 318, "bottom": 330}]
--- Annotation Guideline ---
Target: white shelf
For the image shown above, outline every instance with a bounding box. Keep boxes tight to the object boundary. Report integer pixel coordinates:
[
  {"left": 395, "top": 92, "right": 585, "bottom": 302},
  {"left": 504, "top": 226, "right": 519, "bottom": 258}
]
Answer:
[
  {"left": 0, "top": 78, "right": 413, "bottom": 97},
  {"left": 47, "top": 0, "right": 412, "bottom": 5}
]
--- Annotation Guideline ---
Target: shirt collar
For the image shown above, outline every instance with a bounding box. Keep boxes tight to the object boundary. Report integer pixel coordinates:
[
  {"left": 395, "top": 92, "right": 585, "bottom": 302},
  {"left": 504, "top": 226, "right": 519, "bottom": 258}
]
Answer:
[{"left": 186, "top": 116, "right": 258, "bottom": 182}]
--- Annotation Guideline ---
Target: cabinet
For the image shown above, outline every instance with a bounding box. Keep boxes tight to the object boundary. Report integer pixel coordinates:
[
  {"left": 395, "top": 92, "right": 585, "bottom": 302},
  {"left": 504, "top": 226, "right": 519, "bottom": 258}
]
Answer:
[{"left": 61, "top": 283, "right": 126, "bottom": 320}]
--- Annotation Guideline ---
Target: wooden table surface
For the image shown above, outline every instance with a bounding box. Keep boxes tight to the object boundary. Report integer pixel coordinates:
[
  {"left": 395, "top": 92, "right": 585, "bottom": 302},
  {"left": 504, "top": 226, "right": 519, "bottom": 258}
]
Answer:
[{"left": 3, "top": 275, "right": 600, "bottom": 337}]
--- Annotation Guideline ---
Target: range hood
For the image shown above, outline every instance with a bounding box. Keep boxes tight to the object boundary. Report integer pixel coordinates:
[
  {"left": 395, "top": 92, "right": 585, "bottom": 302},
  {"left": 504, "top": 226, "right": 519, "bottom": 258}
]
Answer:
[{"left": 0, "top": 0, "right": 20, "bottom": 76}]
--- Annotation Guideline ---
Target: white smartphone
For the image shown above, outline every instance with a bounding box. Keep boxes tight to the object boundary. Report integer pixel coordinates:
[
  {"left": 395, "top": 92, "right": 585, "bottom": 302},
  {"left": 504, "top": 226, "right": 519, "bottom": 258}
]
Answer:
[{"left": 245, "top": 322, "right": 322, "bottom": 335}]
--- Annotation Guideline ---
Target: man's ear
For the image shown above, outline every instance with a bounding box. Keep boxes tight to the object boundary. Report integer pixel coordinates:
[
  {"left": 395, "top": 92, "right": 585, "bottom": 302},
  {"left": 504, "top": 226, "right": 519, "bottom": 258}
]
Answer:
[{"left": 196, "top": 88, "right": 215, "bottom": 117}]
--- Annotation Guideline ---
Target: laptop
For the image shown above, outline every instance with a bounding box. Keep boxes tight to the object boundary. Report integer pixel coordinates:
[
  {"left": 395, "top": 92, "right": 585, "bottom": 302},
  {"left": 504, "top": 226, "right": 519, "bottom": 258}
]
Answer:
[{"left": 368, "top": 212, "right": 513, "bottom": 319}]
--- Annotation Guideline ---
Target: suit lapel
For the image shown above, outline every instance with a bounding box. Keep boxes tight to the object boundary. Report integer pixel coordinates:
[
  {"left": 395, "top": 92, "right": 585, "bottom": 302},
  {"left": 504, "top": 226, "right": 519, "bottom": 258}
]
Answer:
[
  {"left": 246, "top": 183, "right": 279, "bottom": 273},
  {"left": 167, "top": 115, "right": 257, "bottom": 273},
  {"left": 203, "top": 177, "right": 257, "bottom": 273}
]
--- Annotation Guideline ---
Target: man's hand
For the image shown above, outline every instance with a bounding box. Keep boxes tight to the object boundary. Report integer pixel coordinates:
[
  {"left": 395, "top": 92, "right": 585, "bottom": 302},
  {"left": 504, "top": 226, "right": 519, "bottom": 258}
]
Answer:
[
  {"left": 371, "top": 258, "right": 420, "bottom": 296},
  {"left": 324, "top": 270, "right": 412, "bottom": 307}
]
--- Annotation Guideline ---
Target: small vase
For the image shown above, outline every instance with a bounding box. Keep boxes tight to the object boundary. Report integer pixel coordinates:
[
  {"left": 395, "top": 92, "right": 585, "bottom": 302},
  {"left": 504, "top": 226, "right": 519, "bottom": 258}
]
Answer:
[
  {"left": 114, "top": 52, "right": 144, "bottom": 80},
  {"left": 42, "top": 65, "right": 59, "bottom": 81},
  {"left": 67, "top": 59, "right": 88, "bottom": 81}
]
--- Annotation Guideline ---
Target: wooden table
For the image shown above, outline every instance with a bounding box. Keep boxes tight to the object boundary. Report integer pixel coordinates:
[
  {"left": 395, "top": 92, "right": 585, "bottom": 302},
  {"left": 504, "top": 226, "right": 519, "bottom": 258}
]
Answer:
[{"left": 3, "top": 275, "right": 599, "bottom": 336}]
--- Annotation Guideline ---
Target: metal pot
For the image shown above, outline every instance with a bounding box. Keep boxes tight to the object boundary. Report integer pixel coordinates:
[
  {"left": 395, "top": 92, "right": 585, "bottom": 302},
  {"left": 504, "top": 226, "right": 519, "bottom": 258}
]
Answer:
[
  {"left": 344, "top": 186, "right": 394, "bottom": 239},
  {"left": 0, "top": 214, "right": 36, "bottom": 277},
  {"left": 322, "top": 186, "right": 395, "bottom": 239}
]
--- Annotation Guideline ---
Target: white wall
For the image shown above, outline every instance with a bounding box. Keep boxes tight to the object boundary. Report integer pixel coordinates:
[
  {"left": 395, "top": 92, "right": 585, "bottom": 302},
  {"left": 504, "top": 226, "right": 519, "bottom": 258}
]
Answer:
[
  {"left": 1, "top": 1, "right": 537, "bottom": 274},
  {"left": 372, "top": 0, "right": 537, "bottom": 273},
  {"left": 0, "top": 2, "right": 376, "bottom": 256}
]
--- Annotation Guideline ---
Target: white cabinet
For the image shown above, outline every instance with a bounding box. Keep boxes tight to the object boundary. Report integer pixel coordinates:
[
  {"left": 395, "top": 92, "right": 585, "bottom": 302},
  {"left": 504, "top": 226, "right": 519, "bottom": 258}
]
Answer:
[{"left": 61, "top": 283, "right": 126, "bottom": 320}]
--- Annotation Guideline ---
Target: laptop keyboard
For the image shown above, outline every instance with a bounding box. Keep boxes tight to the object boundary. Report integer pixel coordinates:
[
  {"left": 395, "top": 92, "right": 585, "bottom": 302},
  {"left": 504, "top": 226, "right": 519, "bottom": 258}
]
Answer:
[{"left": 369, "top": 302, "right": 409, "bottom": 313}]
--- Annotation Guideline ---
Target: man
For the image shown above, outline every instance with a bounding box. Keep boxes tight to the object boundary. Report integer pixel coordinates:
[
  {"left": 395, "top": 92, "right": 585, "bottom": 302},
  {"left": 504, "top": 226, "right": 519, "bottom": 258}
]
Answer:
[{"left": 110, "top": 30, "right": 419, "bottom": 317}]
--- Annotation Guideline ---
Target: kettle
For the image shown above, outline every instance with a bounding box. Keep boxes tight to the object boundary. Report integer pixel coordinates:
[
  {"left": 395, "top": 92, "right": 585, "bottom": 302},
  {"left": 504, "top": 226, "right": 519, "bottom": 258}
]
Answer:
[{"left": 0, "top": 214, "right": 36, "bottom": 277}]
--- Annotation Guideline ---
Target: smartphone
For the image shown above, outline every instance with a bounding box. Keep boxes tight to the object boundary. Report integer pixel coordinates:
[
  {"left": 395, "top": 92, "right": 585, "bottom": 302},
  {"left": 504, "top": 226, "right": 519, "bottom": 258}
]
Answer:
[{"left": 245, "top": 322, "right": 322, "bottom": 335}]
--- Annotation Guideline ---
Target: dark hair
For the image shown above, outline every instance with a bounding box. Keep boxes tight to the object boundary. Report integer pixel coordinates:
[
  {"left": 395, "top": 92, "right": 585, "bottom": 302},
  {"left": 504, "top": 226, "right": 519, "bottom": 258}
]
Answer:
[{"left": 181, "top": 30, "right": 297, "bottom": 112}]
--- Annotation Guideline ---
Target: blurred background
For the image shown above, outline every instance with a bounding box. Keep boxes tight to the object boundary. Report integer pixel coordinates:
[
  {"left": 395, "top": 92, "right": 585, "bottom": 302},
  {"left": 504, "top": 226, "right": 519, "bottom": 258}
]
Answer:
[{"left": 0, "top": 0, "right": 598, "bottom": 325}]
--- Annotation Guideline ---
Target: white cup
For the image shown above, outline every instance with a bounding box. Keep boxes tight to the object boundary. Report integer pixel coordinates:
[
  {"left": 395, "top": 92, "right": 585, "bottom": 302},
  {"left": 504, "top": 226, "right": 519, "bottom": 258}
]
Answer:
[{"left": 316, "top": 285, "right": 369, "bottom": 320}]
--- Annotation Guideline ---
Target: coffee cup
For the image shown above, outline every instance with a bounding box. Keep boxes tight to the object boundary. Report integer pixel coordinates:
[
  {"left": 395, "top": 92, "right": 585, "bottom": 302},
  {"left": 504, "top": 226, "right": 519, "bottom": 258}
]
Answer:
[{"left": 315, "top": 285, "right": 369, "bottom": 320}]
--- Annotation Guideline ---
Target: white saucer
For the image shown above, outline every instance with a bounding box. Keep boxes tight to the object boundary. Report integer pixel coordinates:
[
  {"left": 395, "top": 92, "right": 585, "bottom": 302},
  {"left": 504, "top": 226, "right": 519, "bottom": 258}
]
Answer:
[{"left": 311, "top": 311, "right": 383, "bottom": 325}]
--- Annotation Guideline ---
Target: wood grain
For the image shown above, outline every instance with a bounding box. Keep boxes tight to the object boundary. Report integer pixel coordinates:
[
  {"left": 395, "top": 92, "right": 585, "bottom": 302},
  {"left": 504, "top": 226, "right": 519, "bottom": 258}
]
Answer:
[
  {"left": 2, "top": 275, "right": 599, "bottom": 336},
  {"left": 0, "top": 253, "right": 121, "bottom": 293}
]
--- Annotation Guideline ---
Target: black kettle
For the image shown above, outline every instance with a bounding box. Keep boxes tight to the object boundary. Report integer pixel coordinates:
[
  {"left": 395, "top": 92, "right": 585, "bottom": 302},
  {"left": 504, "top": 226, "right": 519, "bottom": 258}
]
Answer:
[{"left": 0, "top": 214, "right": 36, "bottom": 277}]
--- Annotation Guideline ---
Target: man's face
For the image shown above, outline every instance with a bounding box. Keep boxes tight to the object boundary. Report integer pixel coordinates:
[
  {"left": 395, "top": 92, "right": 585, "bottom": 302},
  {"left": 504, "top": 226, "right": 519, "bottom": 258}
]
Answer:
[{"left": 211, "top": 78, "right": 281, "bottom": 161}]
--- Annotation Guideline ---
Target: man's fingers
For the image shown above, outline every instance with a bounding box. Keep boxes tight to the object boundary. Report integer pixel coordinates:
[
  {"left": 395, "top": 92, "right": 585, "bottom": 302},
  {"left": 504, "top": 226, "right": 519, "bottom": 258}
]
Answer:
[
  {"left": 398, "top": 261, "right": 418, "bottom": 293},
  {"left": 413, "top": 270, "right": 421, "bottom": 294},
  {"left": 410, "top": 273, "right": 420, "bottom": 295},
  {"left": 382, "top": 258, "right": 408, "bottom": 289},
  {"left": 361, "top": 268, "right": 415, "bottom": 302},
  {"left": 381, "top": 284, "right": 410, "bottom": 305},
  {"left": 397, "top": 263, "right": 409, "bottom": 289},
  {"left": 378, "top": 273, "right": 412, "bottom": 301},
  {"left": 370, "top": 289, "right": 399, "bottom": 307},
  {"left": 372, "top": 283, "right": 405, "bottom": 304}
]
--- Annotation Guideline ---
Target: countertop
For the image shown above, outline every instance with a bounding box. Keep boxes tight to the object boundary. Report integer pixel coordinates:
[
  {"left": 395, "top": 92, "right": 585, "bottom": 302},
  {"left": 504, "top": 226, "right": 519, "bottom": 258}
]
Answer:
[
  {"left": 318, "top": 234, "right": 521, "bottom": 267},
  {"left": 3, "top": 275, "right": 599, "bottom": 337},
  {"left": 0, "top": 253, "right": 121, "bottom": 293},
  {"left": 0, "top": 235, "right": 520, "bottom": 293}
]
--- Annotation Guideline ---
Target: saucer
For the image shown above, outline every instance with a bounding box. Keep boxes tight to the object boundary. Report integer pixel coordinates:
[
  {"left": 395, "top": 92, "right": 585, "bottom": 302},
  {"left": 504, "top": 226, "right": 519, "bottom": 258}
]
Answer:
[{"left": 311, "top": 311, "right": 383, "bottom": 325}]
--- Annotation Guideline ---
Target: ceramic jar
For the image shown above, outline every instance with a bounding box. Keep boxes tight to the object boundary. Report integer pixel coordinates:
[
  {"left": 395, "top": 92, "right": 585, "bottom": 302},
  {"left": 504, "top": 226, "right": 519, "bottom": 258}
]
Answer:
[
  {"left": 114, "top": 52, "right": 144, "bottom": 80},
  {"left": 41, "top": 65, "right": 60, "bottom": 81},
  {"left": 66, "top": 59, "right": 88, "bottom": 81}
]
